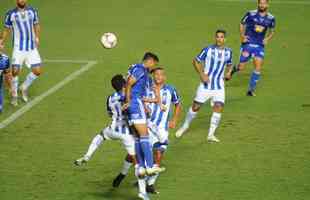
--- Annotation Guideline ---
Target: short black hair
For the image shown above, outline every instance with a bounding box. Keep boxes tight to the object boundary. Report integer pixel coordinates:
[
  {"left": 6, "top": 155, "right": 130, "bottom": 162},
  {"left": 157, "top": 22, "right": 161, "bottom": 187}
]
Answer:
[
  {"left": 150, "top": 67, "right": 164, "bottom": 74},
  {"left": 215, "top": 29, "right": 227, "bottom": 37},
  {"left": 142, "top": 52, "right": 159, "bottom": 62},
  {"left": 111, "top": 74, "right": 126, "bottom": 92}
]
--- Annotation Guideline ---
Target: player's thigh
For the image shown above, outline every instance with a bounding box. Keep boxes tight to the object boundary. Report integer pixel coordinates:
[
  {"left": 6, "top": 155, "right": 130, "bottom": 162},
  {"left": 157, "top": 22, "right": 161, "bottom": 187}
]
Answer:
[
  {"left": 193, "top": 83, "right": 211, "bottom": 108},
  {"left": 27, "top": 49, "right": 42, "bottom": 75},
  {"left": 11, "top": 49, "right": 26, "bottom": 75},
  {"left": 239, "top": 44, "right": 252, "bottom": 68},
  {"left": 253, "top": 47, "right": 265, "bottom": 71},
  {"left": 122, "top": 134, "right": 135, "bottom": 156},
  {"left": 210, "top": 90, "right": 225, "bottom": 109}
]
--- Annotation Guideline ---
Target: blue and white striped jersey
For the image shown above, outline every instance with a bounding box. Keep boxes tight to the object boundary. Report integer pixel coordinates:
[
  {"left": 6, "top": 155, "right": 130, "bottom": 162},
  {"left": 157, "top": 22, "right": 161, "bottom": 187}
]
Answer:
[
  {"left": 147, "top": 84, "right": 180, "bottom": 131},
  {"left": 0, "top": 54, "right": 10, "bottom": 75},
  {"left": 196, "top": 45, "right": 233, "bottom": 90},
  {"left": 4, "top": 6, "right": 39, "bottom": 51},
  {"left": 106, "top": 91, "right": 129, "bottom": 134}
]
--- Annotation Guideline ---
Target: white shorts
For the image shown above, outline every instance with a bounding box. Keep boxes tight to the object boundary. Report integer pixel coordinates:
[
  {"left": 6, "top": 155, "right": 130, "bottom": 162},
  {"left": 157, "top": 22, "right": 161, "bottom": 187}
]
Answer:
[
  {"left": 12, "top": 48, "right": 42, "bottom": 68},
  {"left": 102, "top": 126, "right": 135, "bottom": 156},
  {"left": 194, "top": 83, "right": 225, "bottom": 106},
  {"left": 148, "top": 122, "right": 169, "bottom": 146}
]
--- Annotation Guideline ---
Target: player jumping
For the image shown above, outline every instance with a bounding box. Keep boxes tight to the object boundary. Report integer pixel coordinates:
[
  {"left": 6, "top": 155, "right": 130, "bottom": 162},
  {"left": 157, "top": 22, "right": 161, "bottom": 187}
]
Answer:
[{"left": 176, "top": 30, "right": 233, "bottom": 142}]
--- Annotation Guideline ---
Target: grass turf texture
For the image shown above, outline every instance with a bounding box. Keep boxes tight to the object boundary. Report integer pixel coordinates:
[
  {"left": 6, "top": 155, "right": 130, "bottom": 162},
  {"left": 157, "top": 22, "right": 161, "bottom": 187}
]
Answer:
[{"left": 0, "top": 0, "right": 310, "bottom": 199}]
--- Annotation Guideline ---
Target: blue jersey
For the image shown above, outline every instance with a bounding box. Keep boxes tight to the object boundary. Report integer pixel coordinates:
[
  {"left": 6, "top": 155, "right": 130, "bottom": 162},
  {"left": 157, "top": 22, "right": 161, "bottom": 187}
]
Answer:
[
  {"left": 147, "top": 84, "right": 180, "bottom": 130},
  {"left": 0, "top": 54, "right": 10, "bottom": 75},
  {"left": 4, "top": 6, "right": 39, "bottom": 51},
  {"left": 127, "top": 63, "right": 150, "bottom": 100},
  {"left": 196, "top": 45, "right": 233, "bottom": 90},
  {"left": 241, "top": 10, "right": 276, "bottom": 46}
]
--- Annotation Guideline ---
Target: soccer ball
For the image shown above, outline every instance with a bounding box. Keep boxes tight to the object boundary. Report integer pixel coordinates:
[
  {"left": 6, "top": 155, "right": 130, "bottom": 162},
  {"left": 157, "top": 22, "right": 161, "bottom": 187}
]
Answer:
[{"left": 100, "top": 32, "right": 118, "bottom": 49}]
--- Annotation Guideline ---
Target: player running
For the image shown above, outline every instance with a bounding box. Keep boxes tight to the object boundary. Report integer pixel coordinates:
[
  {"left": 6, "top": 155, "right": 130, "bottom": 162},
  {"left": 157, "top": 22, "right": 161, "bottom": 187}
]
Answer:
[
  {"left": 74, "top": 75, "right": 136, "bottom": 187},
  {"left": 0, "top": 53, "right": 11, "bottom": 113},
  {"left": 0, "top": 0, "right": 43, "bottom": 105},
  {"left": 145, "top": 67, "right": 181, "bottom": 194},
  {"left": 230, "top": 0, "right": 276, "bottom": 96},
  {"left": 176, "top": 30, "right": 233, "bottom": 142}
]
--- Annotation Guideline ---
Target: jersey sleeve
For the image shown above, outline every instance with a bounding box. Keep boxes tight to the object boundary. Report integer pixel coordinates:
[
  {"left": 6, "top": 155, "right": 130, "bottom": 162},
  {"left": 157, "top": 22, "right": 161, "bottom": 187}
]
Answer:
[
  {"left": 195, "top": 48, "right": 208, "bottom": 63},
  {"left": 226, "top": 49, "right": 233, "bottom": 66},
  {"left": 33, "top": 8, "right": 39, "bottom": 24},
  {"left": 106, "top": 96, "right": 113, "bottom": 117},
  {"left": 170, "top": 86, "right": 181, "bottom": 104},
  {"left": 131, "top": 66, "right": 144, "bottom": 81},
  {"left": 241, "top": 12, "right": 250, "bottom": 25},
  {"left": 4, "top": 11, "right": 12, "bottom": 28},
  {"left": 270, "top": 17, "right": 275, "bottom": 30}
]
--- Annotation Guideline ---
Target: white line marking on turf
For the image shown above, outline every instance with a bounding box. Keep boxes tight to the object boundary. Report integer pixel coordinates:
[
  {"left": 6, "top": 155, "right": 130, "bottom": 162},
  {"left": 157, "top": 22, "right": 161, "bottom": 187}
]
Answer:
[
  {"left": 216, "top": 0, "right": 310, "bottom": 5},
  {"left": 0, "top": 60, "right": 98, "bottom": 129}
]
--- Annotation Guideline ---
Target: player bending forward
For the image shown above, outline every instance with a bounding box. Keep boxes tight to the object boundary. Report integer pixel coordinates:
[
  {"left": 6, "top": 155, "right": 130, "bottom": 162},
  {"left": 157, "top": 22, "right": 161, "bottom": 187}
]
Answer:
[
  {"left": 176, "top": 29, "right": 233, "bottom": 142},
  {"left": 74, "top": 75, "right": 136, "bottom": 187}
]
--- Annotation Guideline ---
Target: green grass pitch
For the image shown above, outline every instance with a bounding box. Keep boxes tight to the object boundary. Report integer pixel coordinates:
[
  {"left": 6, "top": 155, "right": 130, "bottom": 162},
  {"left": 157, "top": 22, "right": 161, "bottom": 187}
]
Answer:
[{"left": 0, "top": 0, "right": 310, "bottom": 199}]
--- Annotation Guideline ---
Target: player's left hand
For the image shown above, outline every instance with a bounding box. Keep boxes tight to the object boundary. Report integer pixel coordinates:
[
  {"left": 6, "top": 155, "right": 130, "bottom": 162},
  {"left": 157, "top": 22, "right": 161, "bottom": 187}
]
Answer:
[
  {"left": 169, "top": 120, "right": 177, "bottom": 129},
  {"left": 35, "top": 37, "right": 40, "bottom": 47},
  {"left": 122, "top": 102, "right": 130, "bottom": 111},
  {"left": 224, "top": 73, "right": 232, "bottom": 81},
  {"left": 263, "top": 39, "right": 268, "bottom": 45}
]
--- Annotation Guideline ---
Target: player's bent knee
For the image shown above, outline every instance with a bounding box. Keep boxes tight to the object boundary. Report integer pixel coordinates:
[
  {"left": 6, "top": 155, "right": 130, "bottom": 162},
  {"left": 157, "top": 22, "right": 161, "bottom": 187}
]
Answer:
[
  {"left": 192, "top": 101, "right": 202, "bottom": 112},
  {"left": 32, "top": 67, "right": 42, "bottom": 76},
  {"left": 213, "top": 102, "right": 224, "bottom": 112}
]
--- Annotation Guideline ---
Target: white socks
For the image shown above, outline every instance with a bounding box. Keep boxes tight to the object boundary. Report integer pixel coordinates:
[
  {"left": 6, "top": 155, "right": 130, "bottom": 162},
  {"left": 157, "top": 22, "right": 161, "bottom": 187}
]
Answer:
[
  {"left": 147, "top": 173, "right": 159, "bottom": 186},
  {"left": 135, "top": 166, "right": 147, "bottom": 195},
  {"left": 85, "top": 134, "right": 104, "bottom": 159},
  {"left": 182, "top": 107, "right": 198, "bottom": 128},
  {"left": 21, "top": 72, "right": 38, "bottom": 90},
  {"left": 12, "top": 76, "right": 19, "bottom": 97},
  {"left": 208, "top": 112, "right": 222, "bottom": 137},
  {"left": 121, "top": 160, "right": 133, "bottom": 175}
]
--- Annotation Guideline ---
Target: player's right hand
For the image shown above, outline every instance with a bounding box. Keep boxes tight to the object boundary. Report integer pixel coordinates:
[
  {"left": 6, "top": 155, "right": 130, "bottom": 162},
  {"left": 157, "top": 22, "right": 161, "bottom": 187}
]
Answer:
[
  {"left": 241, "top": 35, "right": 249, "bottom": 43},
  {"left": 122, "top": 102, "right": 130, "bottom": 111},
  {"left": 0, "top": 39, "right": 4, "bottom": 50},
  {"left": 200, "top": 74, "right": 209, "bottom": 84}
]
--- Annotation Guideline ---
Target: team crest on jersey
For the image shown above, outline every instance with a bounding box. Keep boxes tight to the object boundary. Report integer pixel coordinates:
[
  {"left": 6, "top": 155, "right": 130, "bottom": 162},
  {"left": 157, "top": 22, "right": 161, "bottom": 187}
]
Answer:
[{"left": 255, "top": 25, "right": 265, "bottom": 33}]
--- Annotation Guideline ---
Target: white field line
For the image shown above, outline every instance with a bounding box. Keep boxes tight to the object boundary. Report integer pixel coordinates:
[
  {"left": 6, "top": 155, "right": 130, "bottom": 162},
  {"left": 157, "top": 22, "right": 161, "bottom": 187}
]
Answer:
[
  {"left": 0, "top": 59, "right": 98, "bottom": 129},
  {"left": 216, "top": 0, "right": 310, "bottom": 5}
]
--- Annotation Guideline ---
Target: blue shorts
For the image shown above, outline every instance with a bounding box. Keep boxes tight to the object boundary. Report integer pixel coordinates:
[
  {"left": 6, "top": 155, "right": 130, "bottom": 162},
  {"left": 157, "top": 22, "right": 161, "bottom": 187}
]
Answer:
[
  {"left": 239, "top": 43, "right": 265, "bottom": 63},
  {"left": 127, "top": 98, "right": 147, "bottom": 125}
]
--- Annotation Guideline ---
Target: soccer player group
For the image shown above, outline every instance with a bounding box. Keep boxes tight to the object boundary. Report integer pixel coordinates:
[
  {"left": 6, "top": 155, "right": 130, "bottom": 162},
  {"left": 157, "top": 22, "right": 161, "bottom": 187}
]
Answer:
[{"left": 0, "top": 0, "right": 275, "bottom": 199}]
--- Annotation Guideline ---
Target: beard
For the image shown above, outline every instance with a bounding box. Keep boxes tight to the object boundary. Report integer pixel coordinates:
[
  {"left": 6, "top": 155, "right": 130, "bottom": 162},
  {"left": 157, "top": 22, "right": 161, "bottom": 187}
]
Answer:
[
  {"left": 258, "top": 7, "right": 267, "bottom": 12},
  {"left": 17, "top": 3, "right": 26, "bottom": 9}
]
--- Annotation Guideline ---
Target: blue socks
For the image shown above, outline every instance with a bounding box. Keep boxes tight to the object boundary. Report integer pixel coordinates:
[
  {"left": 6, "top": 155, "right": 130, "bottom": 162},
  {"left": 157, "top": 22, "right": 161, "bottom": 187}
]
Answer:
[
  {"left": 248, "top": 70, "right": 261, "bottom": 92},
  {"left": 139, "top": 136, "right": 154, "bottom": 168},
  {"left": 135, "top": 139, "right": 145, "bottom": 168}
]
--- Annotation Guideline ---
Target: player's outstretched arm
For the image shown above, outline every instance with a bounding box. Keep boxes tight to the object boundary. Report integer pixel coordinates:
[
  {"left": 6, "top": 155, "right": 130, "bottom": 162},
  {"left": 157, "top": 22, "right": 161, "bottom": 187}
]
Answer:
[
  {"left": 263, "top": 29, "right": 275, "bottom": 45},
  {"left": 239, "top": 23, "right": 249, "bottom": 43},
  {"left": 225, "top": 64, "right": 233, "bottom": 81},
  {"left": 34, "top": 24, "right": 41, "bottom": 47},
  {"left": 169, "top": 103, "right": 182, "bottom": 129},
  {"left": 193, "top": 58, "right": 209, "bottom": 83},
  {"left": 0, "top": 28, "right": 11, "bottom": 50}
]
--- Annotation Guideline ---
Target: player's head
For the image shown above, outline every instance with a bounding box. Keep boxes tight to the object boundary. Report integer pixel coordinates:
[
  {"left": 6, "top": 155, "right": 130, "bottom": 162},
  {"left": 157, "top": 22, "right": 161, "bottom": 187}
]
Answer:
[
  {"left": 257, "top": 0, "right": 269, "bottom": 12},
  {"left": 142, "top": 52, "right": 159, "bottom": 70},
  {"left": 111, "top": 74, "right": 126, "bottom": 92},
  {"left": 215, "top": 29, "right": 226, "bottom": 47},
  {"left": 16, "top": 0, "right": 27, "bottom": 9},
  {"left": 151, "top": 67, "right": 166, "bottom": 85}
]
